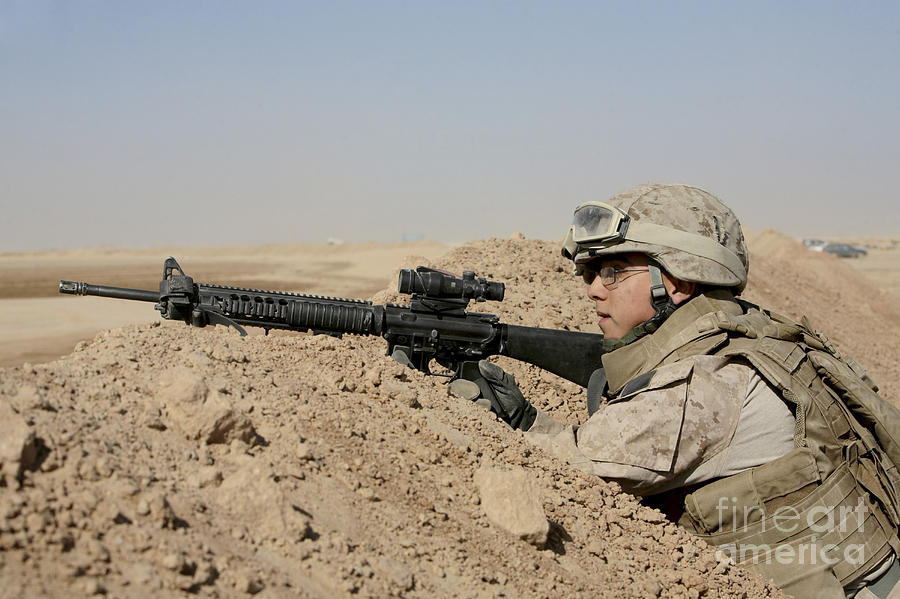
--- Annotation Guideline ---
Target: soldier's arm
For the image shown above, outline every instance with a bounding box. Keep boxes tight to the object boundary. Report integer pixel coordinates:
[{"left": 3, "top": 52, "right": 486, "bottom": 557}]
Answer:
[{"left": 524, "top": 356, "right": 748, "bottom": 496}]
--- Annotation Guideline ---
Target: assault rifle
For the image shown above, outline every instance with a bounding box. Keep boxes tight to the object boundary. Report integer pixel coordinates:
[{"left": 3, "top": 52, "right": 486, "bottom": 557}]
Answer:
[{"left": 59, "top": 257, "right": 604, "bottom": 400}]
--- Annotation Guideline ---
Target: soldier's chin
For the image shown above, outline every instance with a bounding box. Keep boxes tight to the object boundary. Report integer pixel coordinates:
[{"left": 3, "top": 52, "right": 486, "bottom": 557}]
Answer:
[{"left": 599, "top": 322, "right": 620, "bottom": 339}]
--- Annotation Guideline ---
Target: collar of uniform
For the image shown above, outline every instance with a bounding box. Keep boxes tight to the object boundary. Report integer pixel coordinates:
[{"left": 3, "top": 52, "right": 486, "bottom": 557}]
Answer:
[{"left": 601, "top": 289, "right": 742, "bottom": 395}]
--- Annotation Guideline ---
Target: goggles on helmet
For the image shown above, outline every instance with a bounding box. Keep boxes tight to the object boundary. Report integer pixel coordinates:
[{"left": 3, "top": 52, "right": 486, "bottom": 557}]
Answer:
[
  {"left": 562, "top": 202, "right": 632, "bottom": 259},
  {"left": 561, "top": 201, "right": 747, "bottom": 283},
  {"left": 570, "top": 202, "right": 630, "bottom": 244}
]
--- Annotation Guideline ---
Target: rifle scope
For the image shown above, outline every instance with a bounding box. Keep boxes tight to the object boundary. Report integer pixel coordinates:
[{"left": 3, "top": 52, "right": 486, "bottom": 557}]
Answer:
[{"left": 398, "top": 267, "right": 504, "bottom": 302}]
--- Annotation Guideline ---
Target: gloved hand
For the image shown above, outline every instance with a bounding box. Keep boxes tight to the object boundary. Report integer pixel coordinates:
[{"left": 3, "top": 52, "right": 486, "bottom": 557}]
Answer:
[{"left": 476, "top": 360, "right": 537, "bottom": 431}]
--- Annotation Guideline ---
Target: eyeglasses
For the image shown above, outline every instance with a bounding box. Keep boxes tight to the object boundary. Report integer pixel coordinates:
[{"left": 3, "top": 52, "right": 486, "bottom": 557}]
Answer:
[{"left": 581, "top": 264, "right": 649, "bottom": 288}]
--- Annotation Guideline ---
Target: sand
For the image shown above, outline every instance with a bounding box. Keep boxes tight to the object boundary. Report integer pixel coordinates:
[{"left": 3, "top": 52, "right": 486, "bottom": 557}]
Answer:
[
  {"left": 0, "top": 241, "right": 450, "bottom": 367},
  {"left": 0, "top": 232, "right": 897, "bottom": 598}
]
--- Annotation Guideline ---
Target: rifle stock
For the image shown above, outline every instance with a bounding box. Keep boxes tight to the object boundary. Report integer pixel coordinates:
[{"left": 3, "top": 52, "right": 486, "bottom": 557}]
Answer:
[{"left": 501, "top": 324, "right": 604, "bottom": 388}]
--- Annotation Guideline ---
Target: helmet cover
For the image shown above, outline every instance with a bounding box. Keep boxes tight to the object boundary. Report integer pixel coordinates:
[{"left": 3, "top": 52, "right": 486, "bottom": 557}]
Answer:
[{"left": 563, "top": 184, "right": 749, "bottom": 292}]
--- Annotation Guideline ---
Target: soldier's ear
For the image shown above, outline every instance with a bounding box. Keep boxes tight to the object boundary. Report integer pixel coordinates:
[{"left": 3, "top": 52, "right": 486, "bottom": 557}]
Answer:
[{"left": 665, "top": 276, "right": 696, "bottom": 306}]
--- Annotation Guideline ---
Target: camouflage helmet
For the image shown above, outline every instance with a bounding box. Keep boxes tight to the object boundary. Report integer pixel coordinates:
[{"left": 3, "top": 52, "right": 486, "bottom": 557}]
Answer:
[{"left": 561, "top": 184, "right": 749, "bottom": 293}]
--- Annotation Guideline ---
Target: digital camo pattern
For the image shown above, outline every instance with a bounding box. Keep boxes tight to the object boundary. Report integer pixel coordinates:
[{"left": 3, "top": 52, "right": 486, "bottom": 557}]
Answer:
[
  {"left": 526, "top": 354, "right": 746, "bottom": 496},
  {"left": 572, "top": 183, "right": 750, "bottom": 292}
]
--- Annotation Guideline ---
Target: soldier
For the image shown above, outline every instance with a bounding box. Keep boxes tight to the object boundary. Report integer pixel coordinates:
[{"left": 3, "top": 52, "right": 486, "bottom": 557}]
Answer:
[{"left": 474, "top": 184, "right": 900, "bottom": 599}]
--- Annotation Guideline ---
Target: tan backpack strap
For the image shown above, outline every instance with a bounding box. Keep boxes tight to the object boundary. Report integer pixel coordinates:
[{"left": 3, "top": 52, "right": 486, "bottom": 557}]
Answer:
[{"left": 713, "top": 338, "right": 809, "bottom": 448}]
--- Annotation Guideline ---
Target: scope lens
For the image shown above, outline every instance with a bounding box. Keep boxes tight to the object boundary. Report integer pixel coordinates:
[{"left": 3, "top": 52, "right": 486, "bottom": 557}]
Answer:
[
  {"left": 482, "top": 281, "right": 504, "bottom": 301},
  {"left": 397, "top": 269, "right": 419, "bottom": 295}
]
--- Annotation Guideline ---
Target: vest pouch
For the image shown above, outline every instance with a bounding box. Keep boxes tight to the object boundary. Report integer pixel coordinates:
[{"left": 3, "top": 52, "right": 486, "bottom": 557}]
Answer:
[
  {"left": 845, "top": 440, "right": 900, "bottom": 528},
  {"left": 683, "top": 457, "right": 896, "bottom": 589},
  {"left": 808, "top": 351, "right": 900, "bottom": 516},
  {"left": 735, "top": 532, "right": 845, "bottom": 599},
  {"left": 681, "top": 447, "right": 820, "bottom": 535},
  {"left": 809, "top": 351, "right": 900, "bottom": 464}
]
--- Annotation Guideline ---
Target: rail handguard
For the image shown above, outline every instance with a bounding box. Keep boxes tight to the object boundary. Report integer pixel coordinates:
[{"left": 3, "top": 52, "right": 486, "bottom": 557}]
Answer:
[{"left": 60, "top": 258, "right": 605, "bottom": 395}]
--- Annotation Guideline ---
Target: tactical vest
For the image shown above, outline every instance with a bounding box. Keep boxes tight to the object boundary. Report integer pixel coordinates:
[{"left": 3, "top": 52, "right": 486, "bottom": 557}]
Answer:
[{"left": 603, "top": 291, "right": 900, "bottom": 593}]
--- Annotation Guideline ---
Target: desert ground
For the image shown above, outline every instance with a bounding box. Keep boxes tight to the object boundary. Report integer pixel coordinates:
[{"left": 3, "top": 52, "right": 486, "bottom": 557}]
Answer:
[
  {"left": 830, "top": 238, "right": 900, "bottom": 298},
  {"left": 0, "top": 241, "right": 450, "bottom": 367},
  {"left": 1, "top": 232, "right": 898, "bottom": 598},
  {"left": 1, "top": 235, "right": 896, "bottom": 374}
]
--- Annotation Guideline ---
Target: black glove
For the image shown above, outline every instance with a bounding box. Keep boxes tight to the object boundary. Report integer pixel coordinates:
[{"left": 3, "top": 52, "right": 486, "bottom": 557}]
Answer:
[{"left": 477, "top": 360, "right": 537, "bottom": 431}]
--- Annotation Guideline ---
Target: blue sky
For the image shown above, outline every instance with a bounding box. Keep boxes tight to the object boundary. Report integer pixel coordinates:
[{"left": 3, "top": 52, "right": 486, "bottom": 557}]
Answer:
[{"left": 2, "top": 1, "right": 898, "bottom": 250}]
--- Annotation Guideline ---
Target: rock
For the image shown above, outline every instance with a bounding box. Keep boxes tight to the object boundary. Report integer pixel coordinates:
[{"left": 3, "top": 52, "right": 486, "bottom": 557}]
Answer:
[
  {"left": 137, "top": 493, "right": 177, "bottom": 529},
  {"left": 217, "top": 462, "right": 313, "bottom": 543},
  {"left": 474, "top": 464, "right": 549, "bottom": 547},
  {"left": 295, "top": 443, "right": 314, "bottom": 461},
  {"left": 273, "top": 373, "right": 307, "bottom": 396},
  {"left": 211, "top": 346, "right": 247, "bottom": 363},
  {"left": 197, "top": 466, "right": 223, "bottom": 488},
  {"left": 188, "top": 466, "right": 224, "bottom": 489},
  {"left": 14, "top": 384, "right": 50, "bottom": 410},
  {"left": 155, "top": 367, "right": 256, "bottom": 444},
  {"left": 234, "top": 570, "right": 265, "bottom": 594},
  {"left": 637, "top": 508, "right": 666, "bottom": 523},
  {"left": 162, "top": 552, "right": 187, "bottom": 572},
  {"left": 382, "top": 382, "right": 420, "bottom": 408},
  {"left": 364, "top": 368, "right": 382, "bottom": 387},
  {"left": 425, "top": 413, "right": 473, "bottom": 451},
  {"left": 192, "top": 561, "right": 216, "bottom": 586},
  {"left": 0, "top": 400, "right": 38, "bottom": 487},
  {"left": 448, "top": 379, "right": 480, "bottom": 400},
  {"left": 155, "top": 367, "right": 207, "bottom": 407},
  {"left": 189, "top": 350, "right": 214, "bottom": 369},
  {"left": 80, "top": 579, "right": 105, "bottom": 595},
  {"left": 125, "top": 562, "right": 158, "bottom": 587},
  {"left": 374, "top": 557, "right": 415, "bottom": 592}
]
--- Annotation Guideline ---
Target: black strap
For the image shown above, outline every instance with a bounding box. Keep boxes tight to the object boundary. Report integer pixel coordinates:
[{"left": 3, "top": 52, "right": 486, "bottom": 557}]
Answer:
[{"left": 587, "top": 368, "right": 608, "bottom": 416}]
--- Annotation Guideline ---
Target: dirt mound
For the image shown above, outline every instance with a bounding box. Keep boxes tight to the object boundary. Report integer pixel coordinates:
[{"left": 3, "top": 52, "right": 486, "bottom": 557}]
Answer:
[{"left": 6, "top": 232, "right": 897, "bottom": 598}]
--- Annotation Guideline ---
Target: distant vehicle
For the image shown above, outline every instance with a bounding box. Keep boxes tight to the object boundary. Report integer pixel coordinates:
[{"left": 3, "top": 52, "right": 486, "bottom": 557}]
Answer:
[
  {"left": 821, "top": 242, "right": 868, "bottom": 258},
  {"left": 803, "top": 238, "right": 827, "bottom": 250}
]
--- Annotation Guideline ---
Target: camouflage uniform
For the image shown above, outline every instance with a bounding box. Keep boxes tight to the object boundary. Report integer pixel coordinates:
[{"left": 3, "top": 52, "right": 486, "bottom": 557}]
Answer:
[
  {"left": 546, "top": 184, "right": 900, "bottom": 599},
  {"left": 524, "top": 290, "right": 795, "bottom": 497},
  {"left": 525, "top": 289, "right": 899, "bottom": 598}
]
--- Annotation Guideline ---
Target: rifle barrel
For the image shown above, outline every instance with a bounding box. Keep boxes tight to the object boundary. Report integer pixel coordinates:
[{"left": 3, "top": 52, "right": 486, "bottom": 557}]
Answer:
[{"left": 59, "top": 280, "right": 159, "bottom": 303}]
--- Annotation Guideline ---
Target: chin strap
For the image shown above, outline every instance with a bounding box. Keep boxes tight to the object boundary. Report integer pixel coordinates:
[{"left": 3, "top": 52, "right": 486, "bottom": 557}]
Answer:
[
  {"left": 601, "top": 260, "right": 680, "bottom": 352},
  {"left": 648, "top": 261, "right": 669, "bottom": 311}
]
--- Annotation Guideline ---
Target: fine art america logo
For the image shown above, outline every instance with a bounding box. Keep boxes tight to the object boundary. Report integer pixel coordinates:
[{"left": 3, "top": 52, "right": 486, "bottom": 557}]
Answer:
[{"left": 714, "top": 496, "right": 869, "bottom": 566}]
